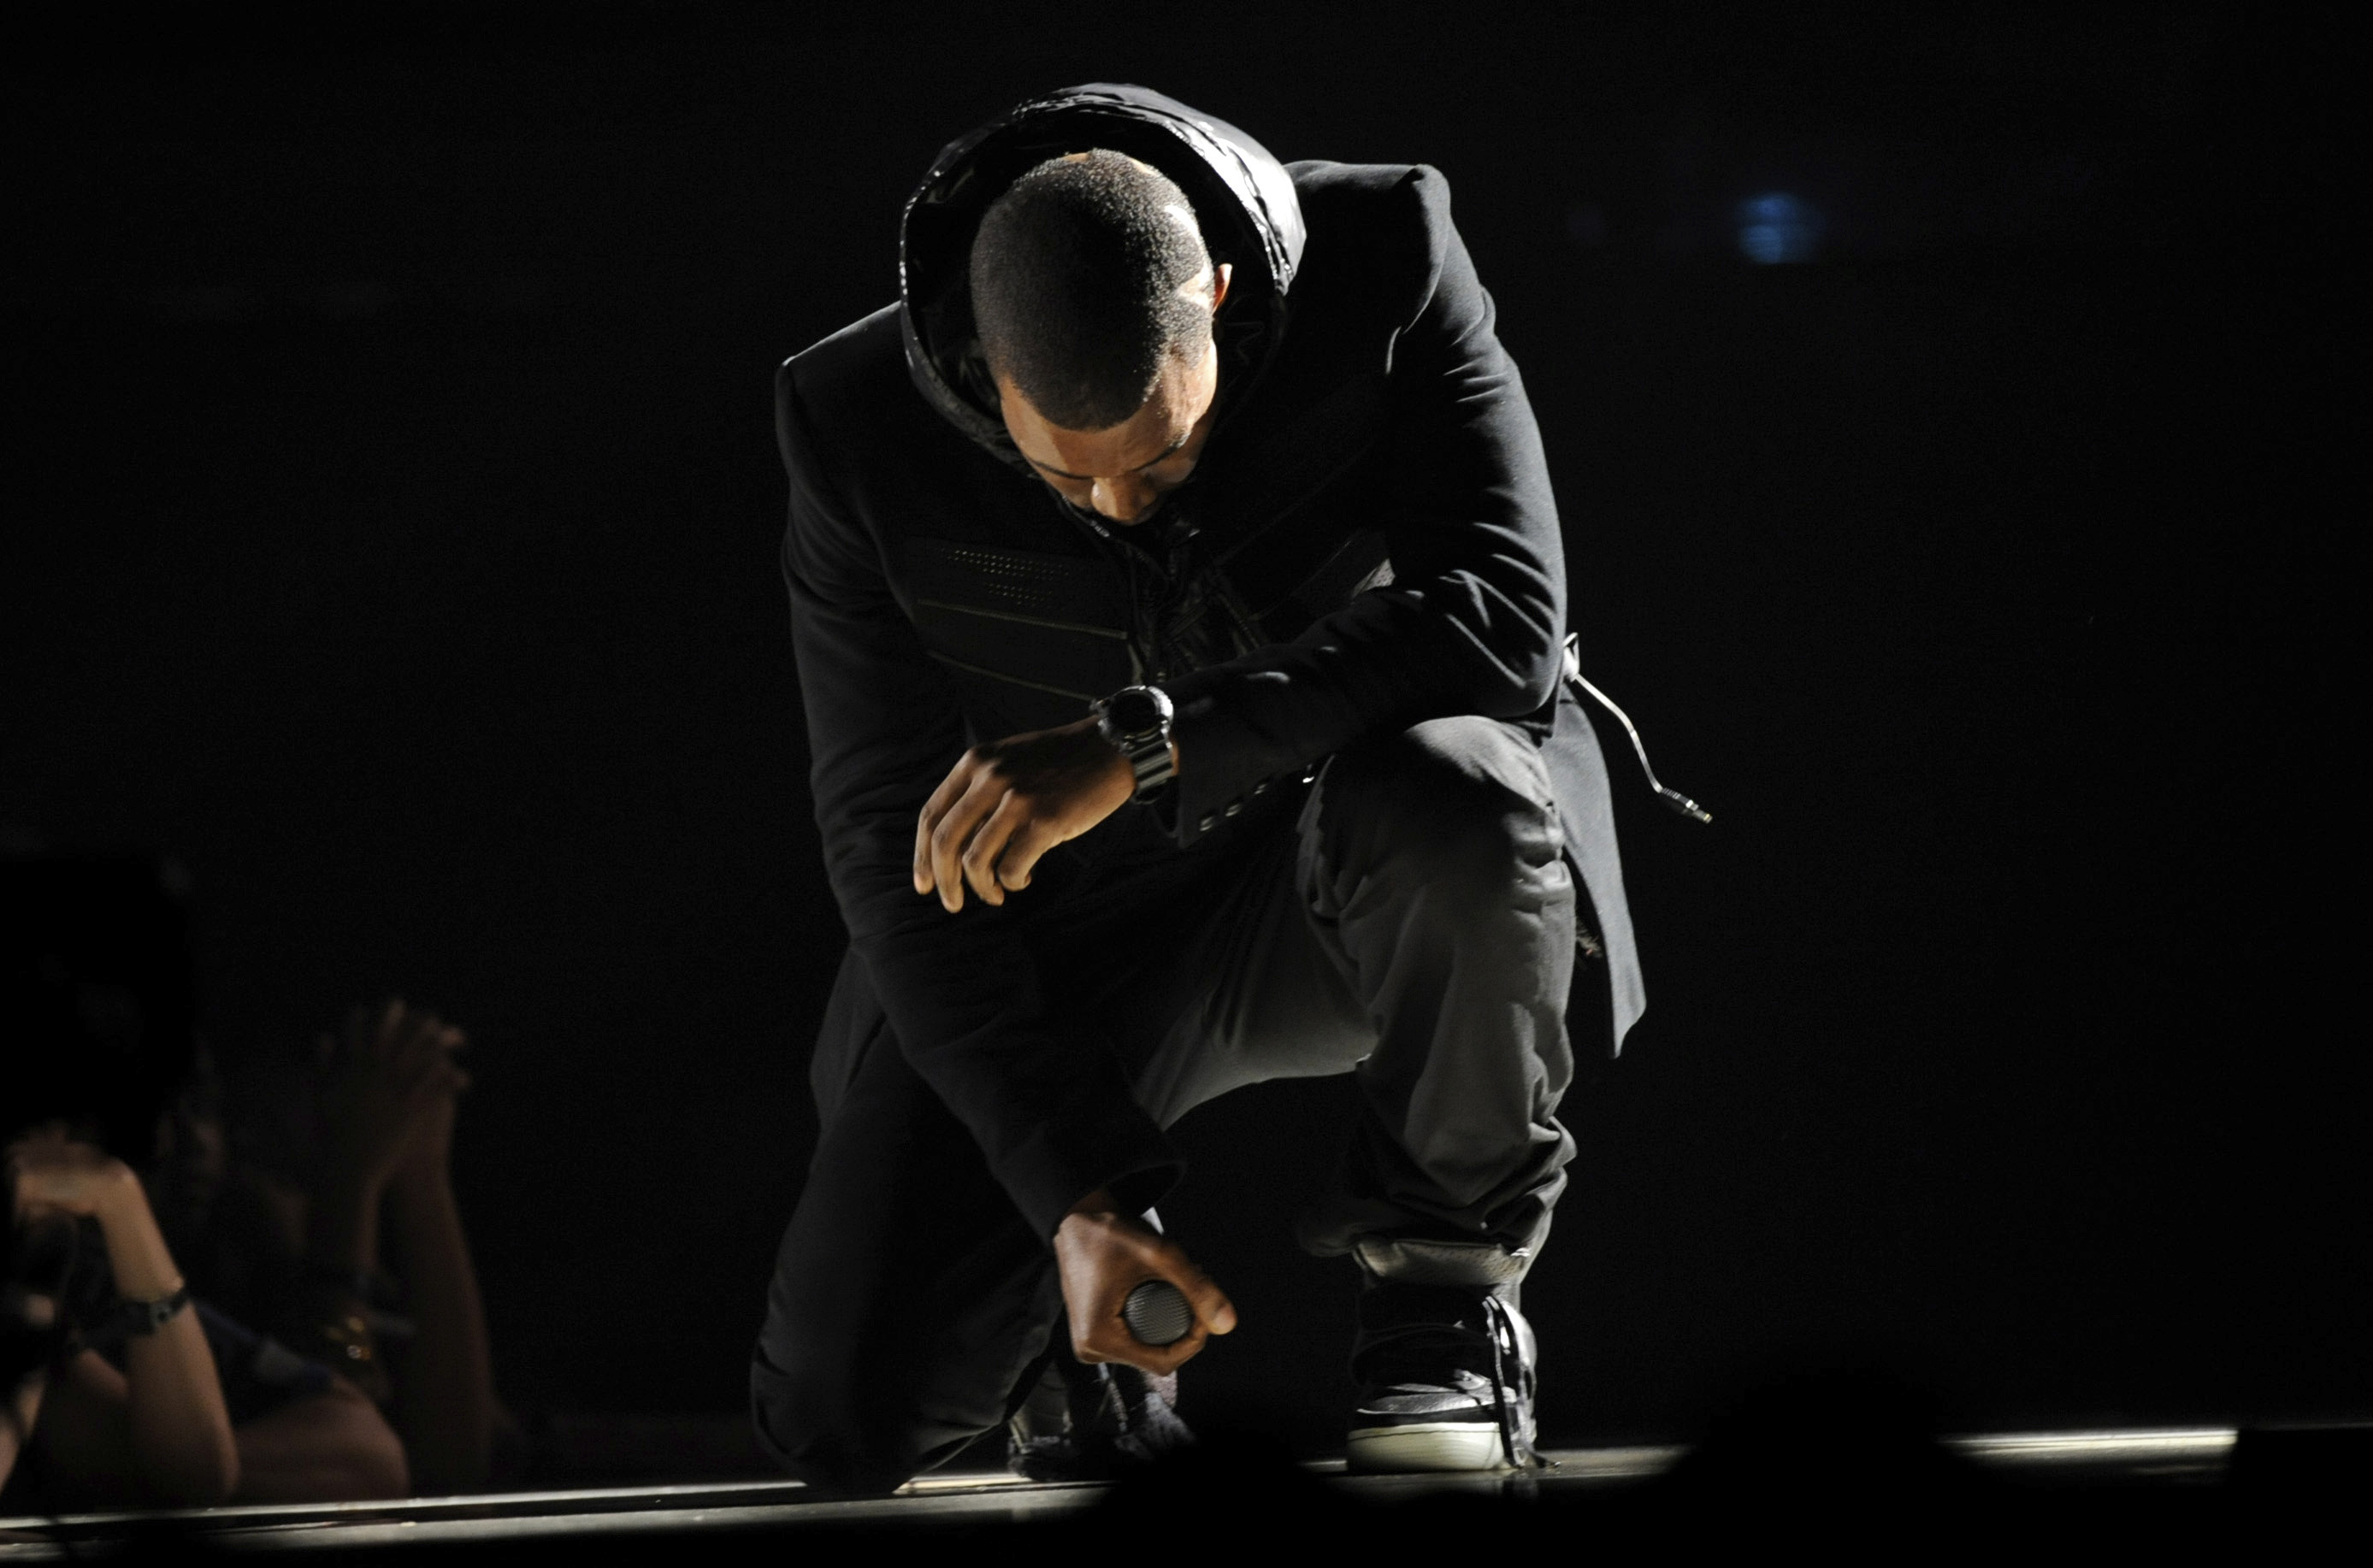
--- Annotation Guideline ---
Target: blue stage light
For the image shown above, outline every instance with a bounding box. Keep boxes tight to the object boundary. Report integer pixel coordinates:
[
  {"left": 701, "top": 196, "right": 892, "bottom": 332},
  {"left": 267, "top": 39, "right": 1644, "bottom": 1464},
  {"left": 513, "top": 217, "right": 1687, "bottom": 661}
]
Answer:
[{"left": 1737, "top": 192, "right": 1821, "bottom": 264}]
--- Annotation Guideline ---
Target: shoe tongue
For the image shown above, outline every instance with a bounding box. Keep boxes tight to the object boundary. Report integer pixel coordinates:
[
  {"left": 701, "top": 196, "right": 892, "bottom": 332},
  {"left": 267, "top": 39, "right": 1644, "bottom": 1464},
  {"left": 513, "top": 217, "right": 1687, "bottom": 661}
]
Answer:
[
  {"left": 1352, "top": 1283, "right": 1501, "bottom": 1387},
  {"left": 1357, "top": 1281, "right": 1493, "bottom": 1336},
  {"left": 1352, "top": 1323, "right": 1496, "bottom": 1388}
]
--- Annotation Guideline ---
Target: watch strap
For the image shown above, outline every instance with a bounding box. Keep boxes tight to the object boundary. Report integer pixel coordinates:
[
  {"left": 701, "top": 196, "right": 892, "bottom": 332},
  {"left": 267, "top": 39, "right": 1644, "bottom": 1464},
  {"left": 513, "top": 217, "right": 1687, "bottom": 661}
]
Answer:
[
  {"left": 1119, "top": 734, "right": 1176, "bottom": 803},
  {"left": 118, "top": 1283, "right": 192, "bottom": 1337},
  {"left": 1093, "top": 687, "right": 1176, "bottom": 804}
]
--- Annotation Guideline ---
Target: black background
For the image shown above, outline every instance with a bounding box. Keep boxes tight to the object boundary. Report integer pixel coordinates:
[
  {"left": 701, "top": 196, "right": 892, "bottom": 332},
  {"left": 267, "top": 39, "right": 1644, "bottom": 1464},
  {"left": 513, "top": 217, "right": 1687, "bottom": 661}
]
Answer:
[{"left": 5, "top": 3, "right": 2357, "bottom": 1450}]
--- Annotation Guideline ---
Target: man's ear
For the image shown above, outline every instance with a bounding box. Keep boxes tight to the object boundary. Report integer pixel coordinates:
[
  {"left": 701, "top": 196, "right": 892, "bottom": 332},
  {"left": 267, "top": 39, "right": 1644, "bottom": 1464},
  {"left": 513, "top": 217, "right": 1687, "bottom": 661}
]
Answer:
[{"left": 1211, "top": 262, "right": 1233, "bottom": 313}]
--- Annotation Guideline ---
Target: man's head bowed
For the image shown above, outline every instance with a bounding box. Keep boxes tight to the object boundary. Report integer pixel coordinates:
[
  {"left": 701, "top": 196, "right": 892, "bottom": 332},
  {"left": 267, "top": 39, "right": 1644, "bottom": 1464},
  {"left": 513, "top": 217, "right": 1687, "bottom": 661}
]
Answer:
[{"left": 970, "top": 150, "right": 1216, "bottom": 433}]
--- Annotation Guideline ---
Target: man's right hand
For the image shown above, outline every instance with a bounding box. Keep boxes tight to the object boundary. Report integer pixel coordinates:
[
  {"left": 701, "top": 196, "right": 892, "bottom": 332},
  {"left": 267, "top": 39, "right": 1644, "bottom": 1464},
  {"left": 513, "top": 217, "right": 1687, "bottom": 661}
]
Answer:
[{"left": 1054, "top": 1190, "right": 1237, "bottom": 1375}]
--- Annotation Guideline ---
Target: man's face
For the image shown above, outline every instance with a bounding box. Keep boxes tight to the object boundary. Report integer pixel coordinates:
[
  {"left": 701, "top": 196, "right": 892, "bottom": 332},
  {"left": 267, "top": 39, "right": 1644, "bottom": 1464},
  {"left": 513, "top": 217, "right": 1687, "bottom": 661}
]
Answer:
[{"left": 996, "top": 263, "right": 1232, "bottom": 526}]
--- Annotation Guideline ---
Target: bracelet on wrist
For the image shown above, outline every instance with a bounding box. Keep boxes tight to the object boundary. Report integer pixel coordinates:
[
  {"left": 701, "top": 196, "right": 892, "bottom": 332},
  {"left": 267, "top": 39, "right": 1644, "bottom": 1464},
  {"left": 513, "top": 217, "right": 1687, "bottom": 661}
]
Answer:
[
  {"left": 296, "top": 1306, "right": 393, "bottom": 1402},
  {"left": 116, "top": 1282, "right": 192, "bottom": 1338}
]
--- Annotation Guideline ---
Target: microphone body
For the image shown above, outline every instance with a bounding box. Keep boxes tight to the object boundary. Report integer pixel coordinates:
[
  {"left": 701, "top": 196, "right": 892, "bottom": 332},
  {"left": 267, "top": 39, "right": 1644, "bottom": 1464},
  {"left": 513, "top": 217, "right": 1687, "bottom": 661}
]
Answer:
[{"left": 1122, "top": 1279, "right": 1193, "bottom": 1347}]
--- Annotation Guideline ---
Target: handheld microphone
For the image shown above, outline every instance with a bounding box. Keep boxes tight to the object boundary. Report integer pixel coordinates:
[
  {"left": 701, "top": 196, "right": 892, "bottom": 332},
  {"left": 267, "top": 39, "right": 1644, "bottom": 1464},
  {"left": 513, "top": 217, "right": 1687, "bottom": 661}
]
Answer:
[{"left": 1122, "top": 1279, "right": 1194, "bottom": 1347}]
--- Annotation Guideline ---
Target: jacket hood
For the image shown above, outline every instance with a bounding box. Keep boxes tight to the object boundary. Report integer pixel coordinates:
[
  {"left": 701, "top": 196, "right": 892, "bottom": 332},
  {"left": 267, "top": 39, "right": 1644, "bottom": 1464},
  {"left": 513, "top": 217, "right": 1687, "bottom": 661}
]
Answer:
[{"left": 900, "top": 83, "right": 1306, "bottom": 467}]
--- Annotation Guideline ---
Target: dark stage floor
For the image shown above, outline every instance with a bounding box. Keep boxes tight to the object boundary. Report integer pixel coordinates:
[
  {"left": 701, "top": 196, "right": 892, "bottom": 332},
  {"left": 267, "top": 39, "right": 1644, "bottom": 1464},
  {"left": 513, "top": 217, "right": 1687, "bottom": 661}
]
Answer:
[{"left": 0, "top": 1426, "right": 2289, "bottom": 1558}]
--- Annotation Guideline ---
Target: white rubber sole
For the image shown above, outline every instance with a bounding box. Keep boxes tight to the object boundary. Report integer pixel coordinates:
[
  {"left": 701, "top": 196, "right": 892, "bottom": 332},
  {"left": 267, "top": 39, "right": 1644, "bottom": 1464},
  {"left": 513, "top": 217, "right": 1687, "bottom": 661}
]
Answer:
[{"left": 1346, "top": 1422, "right": 1511, "bottom": 1472}]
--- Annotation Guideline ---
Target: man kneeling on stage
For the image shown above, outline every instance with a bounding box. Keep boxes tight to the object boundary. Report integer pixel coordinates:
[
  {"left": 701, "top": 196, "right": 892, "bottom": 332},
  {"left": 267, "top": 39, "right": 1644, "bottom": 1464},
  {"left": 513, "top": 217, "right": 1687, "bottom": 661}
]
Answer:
[{"left": 752, "top": 84, "right": 1646, "bottom": 1493}]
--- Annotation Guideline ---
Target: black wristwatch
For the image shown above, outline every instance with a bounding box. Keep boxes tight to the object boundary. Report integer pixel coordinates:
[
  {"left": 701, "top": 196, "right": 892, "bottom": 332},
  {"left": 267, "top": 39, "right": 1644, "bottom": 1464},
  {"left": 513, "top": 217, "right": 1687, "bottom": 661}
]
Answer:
[{"left": 1091, "top": 685, "right": 1177, "bottom": 804}]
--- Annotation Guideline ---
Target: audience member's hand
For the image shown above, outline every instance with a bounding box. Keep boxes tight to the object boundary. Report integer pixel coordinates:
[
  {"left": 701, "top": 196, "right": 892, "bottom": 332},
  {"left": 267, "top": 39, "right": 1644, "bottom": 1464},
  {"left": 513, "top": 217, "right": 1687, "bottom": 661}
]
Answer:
[
  {"left": 393, "top": 1036, "right": 469, "bottom": 1192},
  {"left": 8, "top": 1126, "right": 137, "bottom": 1226},
  {"left": 316, "top": 1001, "right": 467, "bottom": 1198},
  {"left": 5, "top": 1130, "right": 237, "bottom": 1507}
]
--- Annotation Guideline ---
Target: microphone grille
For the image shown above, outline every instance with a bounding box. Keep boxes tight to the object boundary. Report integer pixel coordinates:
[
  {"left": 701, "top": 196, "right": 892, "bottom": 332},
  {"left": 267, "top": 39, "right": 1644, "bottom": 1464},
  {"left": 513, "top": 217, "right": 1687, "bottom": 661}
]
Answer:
[{"left": 1121, "top": 1279, "right": 1193, "bottom": 1347}]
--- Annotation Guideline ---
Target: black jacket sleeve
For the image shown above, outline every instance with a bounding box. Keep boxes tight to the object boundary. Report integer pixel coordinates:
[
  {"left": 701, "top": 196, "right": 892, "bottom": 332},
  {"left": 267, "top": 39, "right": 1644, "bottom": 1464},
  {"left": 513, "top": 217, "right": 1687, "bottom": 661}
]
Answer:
[
  {"left": 1161, "top": 167, "right": 1567, "bottom": 835},
  {"left": 776, "top": 364, "right": 1179, "bottom": 1240}
]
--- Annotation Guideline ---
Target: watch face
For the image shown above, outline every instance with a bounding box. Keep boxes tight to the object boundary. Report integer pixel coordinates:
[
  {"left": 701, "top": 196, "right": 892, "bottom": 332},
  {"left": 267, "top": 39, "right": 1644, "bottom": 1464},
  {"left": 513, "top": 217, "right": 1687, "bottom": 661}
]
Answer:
[{"left": 1106, "top": 688, "right": 1164, "bottom": 736}]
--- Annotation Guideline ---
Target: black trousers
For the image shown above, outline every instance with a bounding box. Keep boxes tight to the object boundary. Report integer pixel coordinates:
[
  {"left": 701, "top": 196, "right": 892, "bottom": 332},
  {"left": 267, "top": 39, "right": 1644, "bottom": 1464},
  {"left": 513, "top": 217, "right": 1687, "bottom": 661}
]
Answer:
[{"left": 751, "top": 716, "right": 1589, "bottom": 1492}]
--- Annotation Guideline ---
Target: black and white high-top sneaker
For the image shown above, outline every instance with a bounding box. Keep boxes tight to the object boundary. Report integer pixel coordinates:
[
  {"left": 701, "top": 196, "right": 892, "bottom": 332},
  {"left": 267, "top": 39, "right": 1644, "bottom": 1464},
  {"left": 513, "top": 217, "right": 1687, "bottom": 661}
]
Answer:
[{"left": 1344, "top": 1238, "right": 1541, "bottom": 1473}]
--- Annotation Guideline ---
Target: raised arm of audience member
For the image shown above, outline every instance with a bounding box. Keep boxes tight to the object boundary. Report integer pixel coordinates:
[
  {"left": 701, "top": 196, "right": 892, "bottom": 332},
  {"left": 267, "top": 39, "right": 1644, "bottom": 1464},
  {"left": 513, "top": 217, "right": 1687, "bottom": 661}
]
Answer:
[
  {"left": 298, "top": 999, "right": 492, "bottom": 1492},
  {"left": 7, "top": 1128, "right": 240, "bottom": 1506},
  {"left": 302, "top": 1003, "right": 457, "bottom": 1317},
  {"left": 381, "top": 1052, "right": 493, "bottom": 1493}
]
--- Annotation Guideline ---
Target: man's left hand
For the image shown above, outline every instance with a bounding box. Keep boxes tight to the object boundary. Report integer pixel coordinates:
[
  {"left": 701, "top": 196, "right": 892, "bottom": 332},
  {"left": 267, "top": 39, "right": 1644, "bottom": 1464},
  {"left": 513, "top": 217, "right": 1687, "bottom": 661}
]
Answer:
[{"left": 913, "top": 716, "right": 1134, "bottom": 911}]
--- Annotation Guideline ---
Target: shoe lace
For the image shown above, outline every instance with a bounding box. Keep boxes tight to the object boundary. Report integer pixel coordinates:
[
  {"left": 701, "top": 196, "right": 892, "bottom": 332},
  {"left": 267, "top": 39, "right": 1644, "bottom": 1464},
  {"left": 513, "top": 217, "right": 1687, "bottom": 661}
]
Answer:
[{"left": 1480, "top": 1296, "right": 1538, "bottom": 1471}]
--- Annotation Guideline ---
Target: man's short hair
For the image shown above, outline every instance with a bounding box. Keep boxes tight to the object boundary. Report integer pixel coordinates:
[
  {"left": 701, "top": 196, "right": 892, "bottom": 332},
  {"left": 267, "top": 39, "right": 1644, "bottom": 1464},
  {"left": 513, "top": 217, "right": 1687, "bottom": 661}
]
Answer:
[{"left": 969, "top": 150, "right": 1213, "bottom": 432}]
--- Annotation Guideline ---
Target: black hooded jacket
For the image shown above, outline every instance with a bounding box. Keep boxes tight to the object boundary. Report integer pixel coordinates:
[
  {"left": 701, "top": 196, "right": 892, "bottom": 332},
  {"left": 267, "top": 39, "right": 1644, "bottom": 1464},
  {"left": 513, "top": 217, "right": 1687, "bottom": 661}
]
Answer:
[{"left": 776, "top": 85, "right": 1641, "bottom": 1239}]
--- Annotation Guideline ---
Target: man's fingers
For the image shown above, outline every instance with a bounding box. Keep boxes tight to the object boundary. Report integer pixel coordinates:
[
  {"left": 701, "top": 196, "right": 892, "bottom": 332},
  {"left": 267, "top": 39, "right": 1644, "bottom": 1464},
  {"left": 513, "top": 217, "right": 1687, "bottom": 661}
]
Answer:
[
  {"left": 1187, "top": 1280, "right": 1238, "bottom": 1336},
  {"left": 918, "top": 722, "right": 1136, "bottom": 900},
  {"left": 994, "top": 817, "right": 1061, "bottom": 892},
  {"left": 906, "top": 749, "right": 982, "bottom": 892},
  {"left": 1126, "top": 1229, "right": 1237, "bottom": 1337},
  {"left": 1147, "top": 1323, "right": 1212, "bottom": 1372},
  {"left": 1154, "top": 1253, "right": 1237, "bottom": 1336},
  {"left": 925, "top": 766, "right": 995, "bottom": 909},
  {"left": 1130, "top": 1321, "right": 1210, "bottom": 1375},
  {"left": 930, "top": 771, "right": 1007, "bottom": 913},
  {"left": 912, "top": 760, "right": 977, "bottom": 893},
  {"left": 1078, "top": 1319, "right": 1210, "bottom": 1375},
  {"left": 960, "top": 793, "right": 1031, "bottom": 905}
]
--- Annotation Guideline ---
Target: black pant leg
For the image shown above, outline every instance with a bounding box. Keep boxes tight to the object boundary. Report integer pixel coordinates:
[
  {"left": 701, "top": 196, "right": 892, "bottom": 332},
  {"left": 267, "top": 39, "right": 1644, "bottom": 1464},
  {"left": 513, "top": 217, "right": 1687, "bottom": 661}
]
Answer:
[
  {"left": 1124, "top": 716, "right": 1582, "bottom": 1262},
  {"left": 1309, "top": 716, "right": 1585, "bottom": 1252},
  {"left": 1288, "top": 716, "right": 1579, "bottom": 1259},
  {"left": 749, "top": 950, "right": 1060, "bottom": 1494}
]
